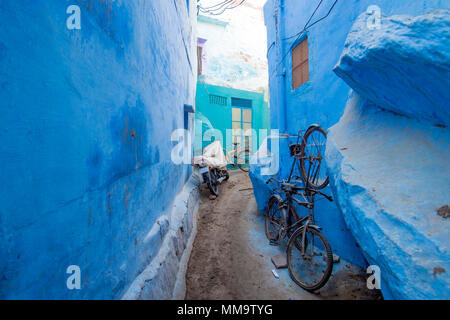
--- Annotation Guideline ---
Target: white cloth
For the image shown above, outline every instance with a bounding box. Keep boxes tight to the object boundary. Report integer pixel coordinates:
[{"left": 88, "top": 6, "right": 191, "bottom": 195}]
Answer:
[{"left": 192, "top": 141, "right": 228, "bottom": 169}]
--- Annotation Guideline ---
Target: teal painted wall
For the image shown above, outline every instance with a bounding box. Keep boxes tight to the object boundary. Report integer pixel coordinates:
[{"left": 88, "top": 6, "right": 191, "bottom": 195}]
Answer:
[{"left": 195, "top": 81, "right": 270, "bottom": 155}]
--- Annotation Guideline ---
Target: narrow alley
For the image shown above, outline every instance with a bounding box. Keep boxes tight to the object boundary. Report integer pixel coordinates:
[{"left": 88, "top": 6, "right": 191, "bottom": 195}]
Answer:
[
  {"left": 0, "top": 0, "right": 448, "bottom": 306},
  {"left": 185, "top": 171, "right": 380, "bottom": 300}
]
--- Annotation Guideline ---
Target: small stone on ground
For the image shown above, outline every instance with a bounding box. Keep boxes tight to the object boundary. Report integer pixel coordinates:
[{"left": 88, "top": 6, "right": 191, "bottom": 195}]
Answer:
[{"left": 271, "top": 253, "right": 288, "bottom": 269}]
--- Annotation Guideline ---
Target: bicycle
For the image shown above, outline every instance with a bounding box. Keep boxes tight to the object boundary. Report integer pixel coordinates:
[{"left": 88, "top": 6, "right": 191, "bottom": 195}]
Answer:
[
  {"left": 264, "top": 124, "right": 334, "bottom": 291},
  {"left": 223, "top": 142, "right": 251, "bottom": 173},
  {"left": 265, "top": 124, "right": 330, "bottom": 243},
  {"left": 265, "top": 177, "right": 334, "bottom": 292}
]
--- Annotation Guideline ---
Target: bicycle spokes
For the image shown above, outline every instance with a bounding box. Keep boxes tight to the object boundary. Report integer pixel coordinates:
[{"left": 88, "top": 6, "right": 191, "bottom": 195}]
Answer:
[
  {"left": 300, "top": 127, "right": 329, "bottom": 189},
  {"left": 237, "top": 151, "right": 250, "bottom": 165},
  {"left": 288, "top": 228, "right": 333, "bottom": 290},
  {"left": 266, "top": 202, "right": 282, "bottom": 240}
]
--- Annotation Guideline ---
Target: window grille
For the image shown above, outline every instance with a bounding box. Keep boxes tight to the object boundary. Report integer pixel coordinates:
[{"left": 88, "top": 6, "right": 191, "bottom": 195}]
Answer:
[{"left": 209, "top": 94, "right": 227, "bottom": 106}]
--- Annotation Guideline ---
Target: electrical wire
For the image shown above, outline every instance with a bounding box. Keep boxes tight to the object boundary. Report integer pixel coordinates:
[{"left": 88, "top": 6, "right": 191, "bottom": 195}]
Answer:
[
  {"left": 199, "top": 0, "right": 233, "bottom": 13},
  {"left": 198, "top": 0, "right": 246, "bottom": 16},
  {"left": 267, "top": 41, "right": 275, "bottom": 57},
  {"left": 270, "top": 0, "right": 339, "bottom": 78},
  {"left": 201, "top": 1, "right": 244, "bottom": 15},
  {"left": 209, "top": 0, "right": 245, "bottom": 15},
  {"left": 283, "top": 0, "right": 324, "bottom": 41},
  {"left": 200, "top": 0, "right": 233, "bottom": 10}
]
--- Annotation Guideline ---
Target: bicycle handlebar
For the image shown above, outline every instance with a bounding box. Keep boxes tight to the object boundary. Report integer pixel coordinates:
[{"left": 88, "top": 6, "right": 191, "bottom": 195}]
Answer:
[
  {"left": 266, "top": 177, "right": 284, "bottom": 184},
  {"left": 266, "top": 177, "right": 333, "bottom": 202},
  {"left": 294, "top": 189, "right": 333, "bottom": 202},
  {"left": 316, "top": 190, "right": 333, "bottom": 202}
]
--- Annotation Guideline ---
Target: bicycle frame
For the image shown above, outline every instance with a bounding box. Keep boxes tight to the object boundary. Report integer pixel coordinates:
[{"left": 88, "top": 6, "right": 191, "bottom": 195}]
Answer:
[
  {"left": 268, "top": 176, "right": 332, "bottom": 255},
  {"left": 264, "top": 126, "right": 334, "bottom": 290},
  {"left": 266, "top": 124, "right": 332, "bottom": 253},
  {"left": 225, "top": 142, "right": 251, "bottom": 167},
  {"left": 277, "top": 186, "right": 313, "bottom": 229},
  {"left": 287, "top": 129, "right": 307, "bottom": 183}
]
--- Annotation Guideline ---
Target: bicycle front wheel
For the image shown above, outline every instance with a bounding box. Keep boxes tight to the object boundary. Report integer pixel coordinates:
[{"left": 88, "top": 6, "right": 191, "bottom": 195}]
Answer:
[
  {"left": 299, "top": 126, "right": 329, "bottom": 189},
  {"left": 287, "top": 227, "right": 333, "bottom": 292}
]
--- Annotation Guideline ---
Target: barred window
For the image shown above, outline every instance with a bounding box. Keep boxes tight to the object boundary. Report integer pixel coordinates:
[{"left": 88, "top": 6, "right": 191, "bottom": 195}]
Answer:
[{"left": 209, "top": 94, "right": 227, "bottom": 106}]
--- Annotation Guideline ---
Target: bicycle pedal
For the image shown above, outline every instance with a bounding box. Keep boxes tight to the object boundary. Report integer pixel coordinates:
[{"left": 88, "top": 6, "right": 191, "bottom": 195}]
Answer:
[{"left": 269, "top": 239, "right": 279, "bottom": 246}]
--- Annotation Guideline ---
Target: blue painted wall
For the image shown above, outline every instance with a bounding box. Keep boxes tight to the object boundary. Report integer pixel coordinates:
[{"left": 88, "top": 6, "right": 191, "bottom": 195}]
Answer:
[
  {"left": 0, "top": 0, "right": 196, "bottom": 299},
  {"left": 259, "top": 0, "right": 450, "bottom": 268},
  {"left": 265, "top": 0, "right": 449, "bottom": 133}
]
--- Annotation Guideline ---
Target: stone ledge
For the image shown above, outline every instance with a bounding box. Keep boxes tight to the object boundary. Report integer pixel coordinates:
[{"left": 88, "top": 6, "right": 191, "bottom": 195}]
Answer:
[{"left": 326, "top": 92, "right": 450, "bottom": 299}]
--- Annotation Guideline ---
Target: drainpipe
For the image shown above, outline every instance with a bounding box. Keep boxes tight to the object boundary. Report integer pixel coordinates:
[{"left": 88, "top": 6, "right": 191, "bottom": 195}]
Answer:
[{"left": 275, "top": 0, "right": 288, "bottom": 135}]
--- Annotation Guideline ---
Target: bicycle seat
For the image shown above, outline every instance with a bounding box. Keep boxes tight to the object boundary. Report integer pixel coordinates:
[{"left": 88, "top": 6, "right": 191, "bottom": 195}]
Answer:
[{"left": 289, "top": 144, "right": 301, "bottom": 156}]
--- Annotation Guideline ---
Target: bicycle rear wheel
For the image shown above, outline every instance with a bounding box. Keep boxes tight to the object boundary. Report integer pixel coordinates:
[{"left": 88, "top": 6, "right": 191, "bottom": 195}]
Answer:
[
  {"left": 237, "top": 149, "right": 251, "bottom": 172},
  {"left": 299, "top": 126, "right": 329, "bottom": 189},
  {"left": 265, "top": 196, "right": 283, "bottom": 241},
  {"left": 266, "top": 196, "right": 303, "bottom": 243},
  {"left": 287, "top": 227, "right": 333, "bottom": 292}
]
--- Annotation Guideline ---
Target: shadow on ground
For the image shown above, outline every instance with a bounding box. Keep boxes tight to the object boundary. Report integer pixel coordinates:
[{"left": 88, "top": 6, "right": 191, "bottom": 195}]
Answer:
[{"left": 185, "top": 171, "right": 382, "bottom": 300}]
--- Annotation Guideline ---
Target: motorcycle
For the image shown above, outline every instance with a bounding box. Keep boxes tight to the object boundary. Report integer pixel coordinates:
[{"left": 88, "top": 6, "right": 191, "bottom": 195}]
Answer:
[{"left": 191, "top": 141, "right": 229, "bottom": 196}]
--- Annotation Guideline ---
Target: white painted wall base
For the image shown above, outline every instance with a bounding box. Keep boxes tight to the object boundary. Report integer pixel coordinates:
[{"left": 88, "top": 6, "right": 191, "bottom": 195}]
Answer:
[{"left": 122, "top": 174, "right": 200, "bottom": 300}]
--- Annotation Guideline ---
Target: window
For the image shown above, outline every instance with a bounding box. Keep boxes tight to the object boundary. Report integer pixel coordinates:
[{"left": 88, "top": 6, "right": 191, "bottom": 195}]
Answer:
[
  {"left": 292, "top": 37, "right": 309, "bottom": 89},
  {"left": 197, "top": 46, "right": 203, "bottom": 75},
  {"left": 184, "top": 104, "right": 194, "bottom": 159},
  {"left": 231, "top": 98, "right": 252, "bottom": 152},
  {"left": 197, "top": 38, "right": 207, "bottom": 76}
]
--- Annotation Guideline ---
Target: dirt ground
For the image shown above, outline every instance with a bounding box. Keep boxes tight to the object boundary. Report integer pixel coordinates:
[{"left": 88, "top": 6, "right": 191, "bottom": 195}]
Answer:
[{"left": 185, "top": 171, "right": 382, "bottom": 300}]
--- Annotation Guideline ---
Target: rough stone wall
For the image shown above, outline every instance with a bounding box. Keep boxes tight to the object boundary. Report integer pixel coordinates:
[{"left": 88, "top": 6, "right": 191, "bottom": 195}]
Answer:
[
  {"left": 327, "top": 10, "right": 450, "bottom": 300},
  {"left": 0, "top": 0, "right": 197, "bottom": 299}
]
